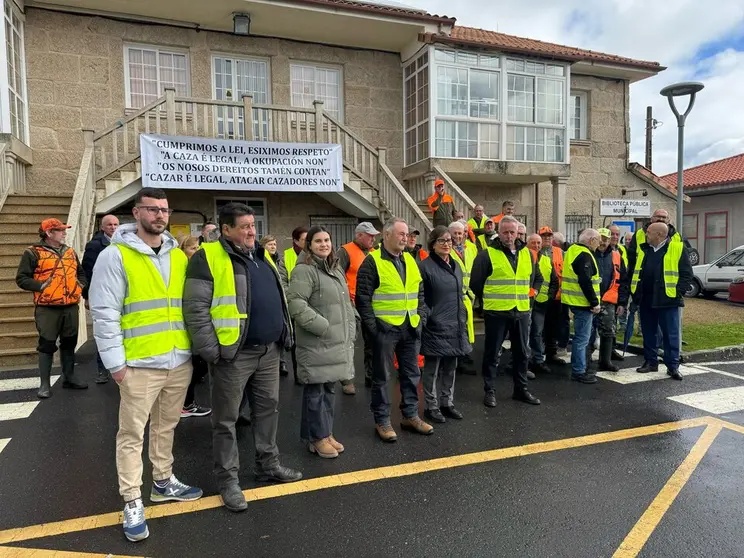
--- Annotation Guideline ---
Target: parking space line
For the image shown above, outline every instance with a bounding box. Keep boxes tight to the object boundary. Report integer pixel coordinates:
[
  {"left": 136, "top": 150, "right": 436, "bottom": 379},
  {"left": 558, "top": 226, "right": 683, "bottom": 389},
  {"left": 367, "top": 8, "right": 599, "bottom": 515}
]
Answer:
[
  {"left": 0, "top": 545, "right": 144, "bottom": 557},
  {"left": 0, "top": 402, "right": 38, "bottom": 422},
  {"left": 0, "top": 416, "right": 712, "bottom": 545},
  {"left": 668, "top": 386, "right": 744, "bottom": 414},
  {"left": 612, "top": 423, "right": 723, "bottom": 558},
  {"left": 0, "top": 377, "right": 60, "bottom": 393},
  {"left": 0, "top": 439, "right": 9, "bottom": 455},
  {"left": 687, "top": 364, "right": 744, "bottom": 380}
]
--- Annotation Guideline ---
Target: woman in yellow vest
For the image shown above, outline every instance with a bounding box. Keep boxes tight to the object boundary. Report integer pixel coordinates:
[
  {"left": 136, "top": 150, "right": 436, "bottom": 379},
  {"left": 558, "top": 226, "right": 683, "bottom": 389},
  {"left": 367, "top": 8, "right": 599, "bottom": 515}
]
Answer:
[{"left": 418, "top": 226, "right": 471, "bottom": 424}]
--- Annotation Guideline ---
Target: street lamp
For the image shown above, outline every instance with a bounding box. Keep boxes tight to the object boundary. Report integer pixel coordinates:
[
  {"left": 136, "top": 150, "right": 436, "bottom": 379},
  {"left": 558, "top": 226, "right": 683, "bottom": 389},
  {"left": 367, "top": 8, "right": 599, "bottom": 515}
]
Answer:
[{"left": 660, "top": 81, "right": 704, "bottom": 357}]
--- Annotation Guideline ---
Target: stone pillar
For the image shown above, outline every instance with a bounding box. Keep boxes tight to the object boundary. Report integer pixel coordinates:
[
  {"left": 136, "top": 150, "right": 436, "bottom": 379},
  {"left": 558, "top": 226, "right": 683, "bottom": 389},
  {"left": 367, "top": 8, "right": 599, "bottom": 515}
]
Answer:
[{"left": 551, "top": 176, "right": 567, "bottom": 233}]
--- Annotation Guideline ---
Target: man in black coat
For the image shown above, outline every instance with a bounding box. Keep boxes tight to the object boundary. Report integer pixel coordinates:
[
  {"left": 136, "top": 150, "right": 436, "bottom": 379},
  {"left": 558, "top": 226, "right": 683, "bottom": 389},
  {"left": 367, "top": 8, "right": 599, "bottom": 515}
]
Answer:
[
  {"left": 81, "top": 214, "right": 119, "bottom": 384},
  {"left": 470, "top": 216, "right": 543, "bottom": 408},
  {"left": 627, "top": 222, "right": 693, "bottom": 380},
  {"left": 355, "top": 218, "right": 432, "bottom": 442}
]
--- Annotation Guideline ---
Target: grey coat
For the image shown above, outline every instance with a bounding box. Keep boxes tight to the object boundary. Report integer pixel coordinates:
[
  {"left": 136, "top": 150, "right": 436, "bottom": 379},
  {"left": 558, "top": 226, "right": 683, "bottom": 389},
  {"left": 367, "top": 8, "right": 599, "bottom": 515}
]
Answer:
[
  {"left": 418, "top": 253, "right": 472, "bottom": 358},
  {"left": 286, "top": 253, "right": 357, "bottom": 384}
]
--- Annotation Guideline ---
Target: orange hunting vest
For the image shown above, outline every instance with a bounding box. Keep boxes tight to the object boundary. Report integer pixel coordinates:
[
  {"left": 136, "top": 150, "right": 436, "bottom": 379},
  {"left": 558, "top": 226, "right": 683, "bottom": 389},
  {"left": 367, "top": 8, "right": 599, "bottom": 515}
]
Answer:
[
  {"left": 601, "top": 249, "right": 622, "bottom": 304},
  {"left": 31, "top": 245, "right": 82, "bottom": 306},
  {"left": 552, "top": 246, "right": 564, "bottom": 299},
  {"left": 342, "top": 241, "right": 367, "bottom": 303}
]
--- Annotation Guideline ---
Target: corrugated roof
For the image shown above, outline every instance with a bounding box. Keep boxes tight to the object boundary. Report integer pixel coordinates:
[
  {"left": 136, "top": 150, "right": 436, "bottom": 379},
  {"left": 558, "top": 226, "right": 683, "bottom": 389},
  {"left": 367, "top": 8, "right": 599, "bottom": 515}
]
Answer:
[
  {"left": 424, "top": 26, "right": 664, "bottom": 71},
  {"left": 660, "top": 153, "right": 744, "bottom": 190}
]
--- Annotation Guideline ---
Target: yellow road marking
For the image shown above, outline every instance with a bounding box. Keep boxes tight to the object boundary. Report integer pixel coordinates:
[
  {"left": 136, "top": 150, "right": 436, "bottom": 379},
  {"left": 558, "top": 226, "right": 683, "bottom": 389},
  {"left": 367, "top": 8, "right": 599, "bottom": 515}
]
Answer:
[
  {"left": 0, "top": 416, "right": 712, "bottom": 545},
  {"left": 0, "top": 546, "right": 145, "bottom": 557},
  {"left": 612, "top": 422, "right": 724, "bottom": 558},
  {"left": 715, "top": 417, "right": 744, "bottom": 435}
]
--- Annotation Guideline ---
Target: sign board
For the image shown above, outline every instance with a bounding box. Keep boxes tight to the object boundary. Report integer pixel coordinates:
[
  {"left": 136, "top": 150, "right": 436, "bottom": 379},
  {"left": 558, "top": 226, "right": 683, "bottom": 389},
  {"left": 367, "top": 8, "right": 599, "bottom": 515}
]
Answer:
[
  {"left": 600, "top": 198, "right": 651, "bottom": 217},
  {"left": 140, "top": 134, "right": 343, "bottom": 193},
  {"left": 612, "top": 220, "right": 635, "bottom": 243}
]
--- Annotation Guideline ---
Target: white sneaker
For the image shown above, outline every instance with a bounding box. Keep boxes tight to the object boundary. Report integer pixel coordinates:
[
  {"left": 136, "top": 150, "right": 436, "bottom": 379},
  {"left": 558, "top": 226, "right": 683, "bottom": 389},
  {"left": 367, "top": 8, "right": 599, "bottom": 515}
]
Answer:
[{"left": 123, "top": 498, "right": 149, "bottom": 542}]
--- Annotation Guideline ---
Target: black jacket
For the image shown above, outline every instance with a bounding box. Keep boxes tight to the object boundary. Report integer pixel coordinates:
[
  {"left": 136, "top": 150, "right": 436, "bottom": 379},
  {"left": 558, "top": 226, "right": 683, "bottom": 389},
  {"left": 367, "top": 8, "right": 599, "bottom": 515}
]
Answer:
[
  {"left": 81, "top": 231, "right": 110, "bottom": 299},
  {"left": 418, "top": 253, "right": 471, "bottom": 357},
  {"left": 355, "top": 244, "right": 427, "bottom": 338},
  {"left": 628, "top": 240, "right": 693, "bottom": 308},
  {"left": 570, "top": 245, "right": 601, "bottom": 308},
  {"left": 470, "top": 237, "right": 542, "bottom": 317},
  {"left": 594, "top": 246, "right": 630, "bottom": 307}
]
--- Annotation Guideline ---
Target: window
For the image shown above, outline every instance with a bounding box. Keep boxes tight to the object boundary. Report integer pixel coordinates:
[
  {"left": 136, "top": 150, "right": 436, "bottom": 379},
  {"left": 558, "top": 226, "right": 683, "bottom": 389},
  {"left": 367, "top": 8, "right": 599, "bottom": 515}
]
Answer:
[
  {"left": 212, "top": 56, "right": 270, "bottom": 140},
  {"left": 683, "top": 214, "right": 698, "bottom": 252},
  {"left": 309, "top": 215, "right": 358, "bottom": 248},
  {"left": 125, "top": 45, "right": 190, "bottom": 108},
  {"left": 436, "top": 120, "right": 499, "bottom": 159},
  {"left": 404, "top": 52, "right": 429, "bottom": 165},
  {"left": 704, "top": 211, "right": 728, "bottom": 263},
  {"left": 716, "top": 249, "right": 744, "bottom": 267},
  {"left": 214, "top": 198, "right": 267, "bottom": 239},
  {"left": 506, "top": 126, "right": 563, "bottom": 162},
  {"left": 569, "top": 91, "right": 588, "bottom": 140},
  {"left": 4, "top": 0, "right": 27, "bottom": 142},
  {"left": 290, "top": 63, "right": 342, "bottom": 121}
]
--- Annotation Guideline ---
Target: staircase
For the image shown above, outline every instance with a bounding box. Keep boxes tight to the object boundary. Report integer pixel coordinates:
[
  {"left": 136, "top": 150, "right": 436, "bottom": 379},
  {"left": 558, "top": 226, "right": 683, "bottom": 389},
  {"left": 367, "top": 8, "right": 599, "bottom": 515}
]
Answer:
[{"left": 0, "top": 195, "right": 72, "bottom": 368}]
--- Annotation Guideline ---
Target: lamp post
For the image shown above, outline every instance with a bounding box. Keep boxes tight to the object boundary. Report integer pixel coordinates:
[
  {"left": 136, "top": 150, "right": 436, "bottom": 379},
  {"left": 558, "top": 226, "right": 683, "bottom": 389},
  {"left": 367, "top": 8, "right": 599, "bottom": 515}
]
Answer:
[{"left": 660, "top": 81, "right": 704, "bottom": 356}]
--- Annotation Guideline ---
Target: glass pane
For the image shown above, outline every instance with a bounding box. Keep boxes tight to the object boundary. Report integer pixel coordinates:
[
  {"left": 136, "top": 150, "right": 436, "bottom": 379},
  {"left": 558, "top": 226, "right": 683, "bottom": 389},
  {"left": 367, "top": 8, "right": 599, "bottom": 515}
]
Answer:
[
  {"left": 506, "top": 125, "right": 525, "bottom": 160},
  {"left": 457, "top": 51, "right": 478, "bottom": 66},
  {"left": 457, "top": 121, "right": 477, "bottom": 158},
  {"left": 437, "top": 66, "right": 468, "bottom": 116},
  {"left": 507, "top": 74, "right": 534, "bottom": 122},
  {"left": 705, "top": 213, "right": 727, "bottom": 237},
  {"left": 435, "top": 120, "right": 456, "bottom": 157},
  {"left": 545, "top": 128, "right": 565, "bottom": 162},
  {"left": 705, "top": 239, "right": 728, "bottom": 263},
  {"left": 536, "top": 78, "right": 563, "bottom": 125},
  {"left": 469, "top": 70, "right": 499, "bottom": 119},
  {"left": 478, "top": 123, "right": 499, "bottom": 159},
  {"left": 435, "top": 49, "right": 456, "bottom": 63},
  {"left": 683, "top": 215, "right": 698, "bottom": 239},
  {"left": 479, "top": 54, "right": 500, "bottom": 68}
]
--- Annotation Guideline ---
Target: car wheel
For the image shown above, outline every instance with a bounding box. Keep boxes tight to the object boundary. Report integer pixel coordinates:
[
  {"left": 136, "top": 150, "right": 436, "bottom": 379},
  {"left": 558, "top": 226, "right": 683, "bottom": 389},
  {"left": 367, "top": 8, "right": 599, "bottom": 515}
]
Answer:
[
  {"left": 686, "top": 280, "right": 701, "bottom": 298},
  {"left": 702, "top": 290, "right": 717, "bottom": 299},
  {"left": 688, "top": 248, "right": 700, "bottom": 266}
]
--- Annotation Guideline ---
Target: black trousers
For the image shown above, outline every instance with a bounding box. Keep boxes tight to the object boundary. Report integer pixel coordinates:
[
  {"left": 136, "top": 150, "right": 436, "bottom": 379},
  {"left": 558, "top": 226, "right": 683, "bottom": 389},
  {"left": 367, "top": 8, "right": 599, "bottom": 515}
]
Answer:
[
  {"left": 370, "top": 326, "right": 421, "bottom": 425},
  {"left": 481, "top": 312, "right": 530, "bottom": 394},
  {"left": 184, "top": 355, "right": 209, "bottom": 407},
  {"left": 35, "top": 304, "right": 78, "bottom": 354},
  {"left": 543, "top": 299, "right": 562, "bottom": 357}
]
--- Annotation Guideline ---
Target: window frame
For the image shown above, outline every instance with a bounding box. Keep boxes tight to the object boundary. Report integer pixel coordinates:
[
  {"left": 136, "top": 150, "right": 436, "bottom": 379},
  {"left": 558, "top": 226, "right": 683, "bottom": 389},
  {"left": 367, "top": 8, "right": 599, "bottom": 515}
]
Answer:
[
  {"left": 123, "top": 43, "right": 192, "bottom": 109},
  {"left": 289, "top": 61, "right": 344, "bottom": 123},
  {"left": 403, "top": 51, "right": 430, "bottom": 166},
  {"left": 704, "top": 211, "right": 728, "bottom": 263},
  {"left": 213, "top": 197, "right": 268, "bottom": 240},
  {"left": 683, "top": 213, "right": 698, "bottom": 252},
  {"left": 569, "top": 90, "right": 588, "bottom": 141},
  {"left": 0, "top": 0, "right": 29, "bottom": 144}
]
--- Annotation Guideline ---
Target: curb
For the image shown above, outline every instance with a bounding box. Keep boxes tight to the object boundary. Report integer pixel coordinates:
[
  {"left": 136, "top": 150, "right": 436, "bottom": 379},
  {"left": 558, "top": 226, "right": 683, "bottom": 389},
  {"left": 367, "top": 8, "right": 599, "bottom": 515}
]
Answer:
[{"left": 681, "top": 344, "right": 744, "bottom": 363}]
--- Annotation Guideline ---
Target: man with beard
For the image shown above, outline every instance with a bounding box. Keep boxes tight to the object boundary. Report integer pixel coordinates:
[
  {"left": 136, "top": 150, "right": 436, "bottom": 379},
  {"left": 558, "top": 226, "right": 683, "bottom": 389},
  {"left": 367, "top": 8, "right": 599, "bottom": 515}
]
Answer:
[{"left": 404, "top": 229, "right": 429, "bottom": 262}]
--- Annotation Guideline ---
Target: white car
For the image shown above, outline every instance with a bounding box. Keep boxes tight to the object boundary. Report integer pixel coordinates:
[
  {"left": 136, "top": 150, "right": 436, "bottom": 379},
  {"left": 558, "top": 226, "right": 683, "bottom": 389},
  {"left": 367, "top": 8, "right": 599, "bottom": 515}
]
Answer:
[{"left": 687, "top": 244, "right": 744, "bottom": 298}]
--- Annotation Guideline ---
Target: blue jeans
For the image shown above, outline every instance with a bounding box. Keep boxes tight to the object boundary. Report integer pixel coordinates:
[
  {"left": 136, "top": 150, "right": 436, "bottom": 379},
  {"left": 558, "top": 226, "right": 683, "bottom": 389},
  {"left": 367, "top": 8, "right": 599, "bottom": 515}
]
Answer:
[
  {"left": 529, "top": 305, "right": 547, "bottom": 364},
  {"left": 639, "top": 305, "right": 681, "bottom": 368},
  {"left": 571, "top": 308, "right": 594, "bottom": 376},
  {"left": 370, "top": 325, "right": 421, "bottom": 425}
]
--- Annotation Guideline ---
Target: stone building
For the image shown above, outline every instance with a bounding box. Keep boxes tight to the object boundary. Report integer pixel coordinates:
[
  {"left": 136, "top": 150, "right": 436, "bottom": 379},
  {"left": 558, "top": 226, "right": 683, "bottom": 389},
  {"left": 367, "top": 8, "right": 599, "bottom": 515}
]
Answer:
[{"left": 0, "top": 0, "right": 682, "bottom": 367}]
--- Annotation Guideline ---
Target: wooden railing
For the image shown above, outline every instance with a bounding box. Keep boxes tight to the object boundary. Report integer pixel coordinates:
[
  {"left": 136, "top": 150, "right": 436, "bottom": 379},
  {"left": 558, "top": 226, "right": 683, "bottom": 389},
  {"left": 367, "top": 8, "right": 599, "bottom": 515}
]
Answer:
[{"left": 87, "top": 88, "right": 425, "bottom": 231}]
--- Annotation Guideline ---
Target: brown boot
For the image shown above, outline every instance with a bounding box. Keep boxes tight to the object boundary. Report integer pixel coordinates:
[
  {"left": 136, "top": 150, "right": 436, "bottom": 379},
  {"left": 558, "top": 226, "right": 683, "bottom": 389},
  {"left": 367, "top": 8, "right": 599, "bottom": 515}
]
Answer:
[
  {"left": 342, "top": 383, "right": 356, "bottom": 395},
  {"left": 401, "top": 416, "right": 434, "bottom": 436},
  {"left": 308, "top": 438, "right": 338, "bottom": 459},
  {"left": 328, "top": 435, "right": 345, "bottom": 453},
  {"left": 375, "top": 424, "right": 398, "bottom": 443}
]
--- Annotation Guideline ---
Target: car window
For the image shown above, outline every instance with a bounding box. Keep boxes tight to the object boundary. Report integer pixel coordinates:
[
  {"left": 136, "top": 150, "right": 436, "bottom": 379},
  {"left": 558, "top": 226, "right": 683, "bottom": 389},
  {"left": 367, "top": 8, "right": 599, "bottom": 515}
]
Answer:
[{"left": 717, "top": 250, "right": 744, "bottom": 266}]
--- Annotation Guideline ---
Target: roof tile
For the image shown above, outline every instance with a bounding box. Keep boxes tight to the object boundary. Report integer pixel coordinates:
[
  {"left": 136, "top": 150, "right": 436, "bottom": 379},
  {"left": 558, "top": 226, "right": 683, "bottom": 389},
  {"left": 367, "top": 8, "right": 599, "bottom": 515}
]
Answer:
[{"left": 660, "top": 153, "right": 744, "bottom": 190}]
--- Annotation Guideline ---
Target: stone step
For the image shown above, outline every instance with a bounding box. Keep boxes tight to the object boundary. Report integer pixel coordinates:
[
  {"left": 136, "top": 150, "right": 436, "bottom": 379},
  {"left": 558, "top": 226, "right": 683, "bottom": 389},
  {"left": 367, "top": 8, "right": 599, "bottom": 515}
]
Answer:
[
  {"left": 0, "top": 332, "right": 37, "bottom": 351},
  {"left": 0, "top": 302, "right": 35, "bottom": 318},
  {"left": 0, "top": 254, "right": 24, "bottom": 266},
  {"left": 0, "top": 348, "right": 38, "bottom": 370},
  {"left": 0, "top": 244, "right": 35, "bottom": 257},
  {"left": 0, "top": 275, "right": 18, "bottom": 290},
  {"left": 0, "top": 212, "right": 68, "bottom": 224},
  {"left": 4, "top": 233, "right": 47, "bottom": 244},
  {"left": 0, "top": 316, "right": 37, "bottom": 334},
  {"left": 0, "top": 289, "right": 33, "bottom": 304},
  {"left": 0, "top": 222, "right": 42, "bottom": 234},
  {"left": 1, "top": 204, "right": 72, "bottom": 215},
  {"left": 4, "top": 195, "right": 72, "bottom": 206}
]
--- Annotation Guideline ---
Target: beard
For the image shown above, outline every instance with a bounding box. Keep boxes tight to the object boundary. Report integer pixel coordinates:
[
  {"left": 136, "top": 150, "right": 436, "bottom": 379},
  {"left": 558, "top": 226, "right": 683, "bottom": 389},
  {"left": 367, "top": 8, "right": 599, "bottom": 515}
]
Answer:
[{"left": 141, "top": 220, "right": 166, "bottom": 235}]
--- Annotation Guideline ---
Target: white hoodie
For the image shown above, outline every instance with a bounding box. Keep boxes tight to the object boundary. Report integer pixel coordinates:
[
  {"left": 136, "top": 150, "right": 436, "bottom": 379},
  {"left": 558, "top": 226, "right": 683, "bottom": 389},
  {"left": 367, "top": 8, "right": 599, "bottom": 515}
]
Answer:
[{"left": 89, "top": 223, "right": 191, "bottom": 372}]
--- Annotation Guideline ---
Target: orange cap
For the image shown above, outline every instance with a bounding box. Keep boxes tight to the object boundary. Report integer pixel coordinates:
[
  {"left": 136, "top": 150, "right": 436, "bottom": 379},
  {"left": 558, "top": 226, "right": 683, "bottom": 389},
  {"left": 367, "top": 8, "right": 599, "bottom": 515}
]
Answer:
[
  {"left": 434, "top": 178, "right": 445, "bottom": 187},
  {"left": 40, "top": 218, "right": 71, "bottom": 232},
  {"left": 538, "top": 226, "right": 553, "bottom": 235}
]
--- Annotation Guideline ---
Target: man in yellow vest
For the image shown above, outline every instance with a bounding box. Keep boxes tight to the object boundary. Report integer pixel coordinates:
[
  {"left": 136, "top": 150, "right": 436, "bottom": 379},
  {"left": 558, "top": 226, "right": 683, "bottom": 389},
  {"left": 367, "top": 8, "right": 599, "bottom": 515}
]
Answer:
[
  {"left": 626, "top": 209, "right": 682, "bottom": 273},
  {"left": 627, "top": 223, "right": 693, "bottom": 380},
  {"left": 355, "top": 217, "right": 433, "bottom": 442},
  {"left": 562, "top": 229, "right": 603, "bottom": 384},
  {"left": 90, "top": 188, "right": 202, "bottom": 543},
  {"left": 183, "top": 202, "right": 301, "bottom": 512},
  {"left": 471, "top": 216, "right": 543, "bottom": 408},
  {"left": 526, "top": 234, "right": 560, "bottom": 376},
  {"left": 449, "top": 220, "right": 478, "bottom": 374},
  {"left": 467, "top": 204, "right": 490, "bottom": 239}
]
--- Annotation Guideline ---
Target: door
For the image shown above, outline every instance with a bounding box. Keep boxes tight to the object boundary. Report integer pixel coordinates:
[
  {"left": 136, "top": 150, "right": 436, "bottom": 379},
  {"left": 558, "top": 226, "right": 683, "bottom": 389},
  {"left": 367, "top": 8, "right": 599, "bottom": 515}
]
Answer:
[
  {"left": 703, "top": 248, "right": 744, "bottom": 291},
  {"left": 213, "top": 56, "right": 270, "bottom": 140}
]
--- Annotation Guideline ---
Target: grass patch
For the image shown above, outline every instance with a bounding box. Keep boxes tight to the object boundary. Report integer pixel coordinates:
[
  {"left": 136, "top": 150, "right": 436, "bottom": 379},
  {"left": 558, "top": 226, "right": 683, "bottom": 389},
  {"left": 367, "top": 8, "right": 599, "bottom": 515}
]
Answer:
[{"left": 622, "top": 324, "right": 744, "bottom": 352}]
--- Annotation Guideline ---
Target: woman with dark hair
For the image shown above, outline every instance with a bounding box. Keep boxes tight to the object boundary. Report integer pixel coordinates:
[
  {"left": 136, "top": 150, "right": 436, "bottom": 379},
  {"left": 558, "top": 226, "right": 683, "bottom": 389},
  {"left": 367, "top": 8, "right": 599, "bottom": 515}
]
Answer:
[
  {"left": 418, "top": 225, "right": 471, "bottom": 423},
  {"left": 286, "top": 226, "right": 357, "bottom": 458}
]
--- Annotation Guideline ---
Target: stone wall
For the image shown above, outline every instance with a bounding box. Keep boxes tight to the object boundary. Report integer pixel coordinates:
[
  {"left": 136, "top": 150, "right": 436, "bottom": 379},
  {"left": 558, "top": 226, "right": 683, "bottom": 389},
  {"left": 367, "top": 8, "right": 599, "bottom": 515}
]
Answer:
[{"left": 23, "top": 8, "right": 403, "bottom": 195}]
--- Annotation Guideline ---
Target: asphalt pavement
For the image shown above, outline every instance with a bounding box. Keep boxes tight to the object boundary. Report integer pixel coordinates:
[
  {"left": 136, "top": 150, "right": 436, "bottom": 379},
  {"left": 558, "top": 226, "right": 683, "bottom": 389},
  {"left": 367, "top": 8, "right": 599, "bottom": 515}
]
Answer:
[{"left": 0, "top": 339, "right": 743, "bottom": 557}]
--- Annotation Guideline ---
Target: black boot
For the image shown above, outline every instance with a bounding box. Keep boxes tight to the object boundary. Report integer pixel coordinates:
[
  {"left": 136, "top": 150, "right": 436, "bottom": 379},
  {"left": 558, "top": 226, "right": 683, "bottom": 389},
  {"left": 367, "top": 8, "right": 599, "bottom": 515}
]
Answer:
[
  {"left": 598, "top": 337, "right": 620, "bottom": 372},
  {"left": 37, "top": 352, "right": 53, "bottom": 399},
  {"left": 60, "top": 349, "right": 87, "bottom": 389},
  {"left": 585, "top": 345, "right": 594, "bottom": 371},
  {"left": 279, "top": 360, "right": 289, "bottom": 377}
]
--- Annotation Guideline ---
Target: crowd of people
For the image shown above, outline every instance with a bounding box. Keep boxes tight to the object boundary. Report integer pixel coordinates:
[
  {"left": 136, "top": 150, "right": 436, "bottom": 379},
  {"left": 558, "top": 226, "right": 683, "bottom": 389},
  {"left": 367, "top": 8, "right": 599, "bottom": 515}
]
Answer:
[{"left": 13, "top": 182, "right": 694, "bottom": 543}]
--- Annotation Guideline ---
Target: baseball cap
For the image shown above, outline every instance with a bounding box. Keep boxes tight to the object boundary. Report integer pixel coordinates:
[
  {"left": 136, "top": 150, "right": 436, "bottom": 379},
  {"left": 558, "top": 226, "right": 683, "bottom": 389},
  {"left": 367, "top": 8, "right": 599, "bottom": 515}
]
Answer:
[
  {"left": 538, "top": 226, "right": 553, "bottom": 235},
  {"left": 40, "top": 218, "right": 71, "bottom": 232},
  {"left": 598, "top": 228, "right": 611, "bottom": 238},
  {"left": 434, "top": 178, "right": 444, "bottom": 187},
  {"left": 408, "top": 229, "right": 421, "bottom": 236},
  {"left": 355, "top": 222, "right": 380, "bottom": 235}
]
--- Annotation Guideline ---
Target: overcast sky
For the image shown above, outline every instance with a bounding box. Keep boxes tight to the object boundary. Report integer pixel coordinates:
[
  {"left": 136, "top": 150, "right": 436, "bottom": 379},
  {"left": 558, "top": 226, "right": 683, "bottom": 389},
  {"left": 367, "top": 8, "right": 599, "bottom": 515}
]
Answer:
[{"left": 415, "top": 0, "right": 744, "bottom": 176}]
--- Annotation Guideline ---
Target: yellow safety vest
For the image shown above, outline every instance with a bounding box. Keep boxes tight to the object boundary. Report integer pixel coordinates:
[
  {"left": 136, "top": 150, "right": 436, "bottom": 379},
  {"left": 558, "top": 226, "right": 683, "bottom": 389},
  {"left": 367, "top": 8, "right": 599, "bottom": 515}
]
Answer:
[
  {"left": 562, "top": 244, "right": 600, "bottom": 307},
  {"left": 369, "top": 250, "right": 421, "bottom": 327},
  {"left": 478, "top": 235, "right": 489, "bottom": 250},
  {"left": 482, "top": 247, "right": 532, "bottom": 312},
  {"left": 635, "top": 228, "right": 682, "bottom": 247},
  {"left": 202, "top": 242, "right": 247, "bottom": 346},
  {"left": 450, "top": 248, "right": 476, "bottom": 343},
  {"left": 535, "top": 253, "right": 554, "bottom": 304},
  {"left": 117, "top": 245, "right": 190, "bottom": 360},
  {"left": 283, "top": 247, "right": 298, "bottom": 280},
  {"left": 617, "top": 244, "right": 628, "bottom": 268},
  {"left": 630, "top": 240, "right": 683, "bottom": 297},
  {"left": 467, "top": 216, "right": 489, "bottom": 230}
]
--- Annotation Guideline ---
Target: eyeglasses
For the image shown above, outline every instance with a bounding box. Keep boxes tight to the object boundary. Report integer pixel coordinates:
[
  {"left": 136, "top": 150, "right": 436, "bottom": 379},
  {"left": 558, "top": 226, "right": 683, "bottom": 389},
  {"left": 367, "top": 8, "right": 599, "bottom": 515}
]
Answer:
[
  {"left": 137, "top": 206, "right": 174, "bottom": 216},
  {"left": 436, "top": 238, "right": 453, "bottom": 245}
]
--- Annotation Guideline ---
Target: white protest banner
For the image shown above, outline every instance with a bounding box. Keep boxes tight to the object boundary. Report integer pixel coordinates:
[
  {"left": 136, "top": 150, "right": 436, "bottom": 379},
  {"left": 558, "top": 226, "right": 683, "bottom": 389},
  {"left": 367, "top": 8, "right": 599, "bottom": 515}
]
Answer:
[
  {"left": 600, "top": 198, "right": 651, "bottom": 217},
  {"left": 140, "top": 134, "right": 343, "bottom": 192}
]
